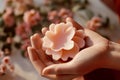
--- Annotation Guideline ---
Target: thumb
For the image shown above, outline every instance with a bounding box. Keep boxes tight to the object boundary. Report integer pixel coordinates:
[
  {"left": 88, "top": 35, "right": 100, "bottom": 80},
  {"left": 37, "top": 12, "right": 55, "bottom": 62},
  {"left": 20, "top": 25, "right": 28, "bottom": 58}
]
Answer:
[{"left": 42, "top": 62, "right": 77, "bottom": 75}]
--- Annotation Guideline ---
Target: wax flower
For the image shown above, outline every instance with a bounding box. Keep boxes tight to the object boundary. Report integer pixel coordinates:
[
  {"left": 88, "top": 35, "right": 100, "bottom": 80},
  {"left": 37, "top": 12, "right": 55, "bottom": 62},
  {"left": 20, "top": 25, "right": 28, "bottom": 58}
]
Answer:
[{"left": 42, "top": 20, "right": 85, "bottom": 61}]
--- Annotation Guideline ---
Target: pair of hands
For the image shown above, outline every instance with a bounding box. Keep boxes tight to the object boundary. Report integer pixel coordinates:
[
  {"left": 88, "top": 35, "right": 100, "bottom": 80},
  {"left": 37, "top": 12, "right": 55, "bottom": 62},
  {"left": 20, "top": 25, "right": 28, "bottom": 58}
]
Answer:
[{"left": 27, "top": 18, "right": 110, "bottom": 80}]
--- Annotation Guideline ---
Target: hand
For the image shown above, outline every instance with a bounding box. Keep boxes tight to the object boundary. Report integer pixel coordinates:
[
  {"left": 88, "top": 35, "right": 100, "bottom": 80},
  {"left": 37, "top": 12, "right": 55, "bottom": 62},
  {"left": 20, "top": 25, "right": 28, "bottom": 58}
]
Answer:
[
  {"left": 27, "top": 18, "right": 120, "bottom": 80},
  {"left": 27, "top": 33, "right": 84, "bottom": 80}
]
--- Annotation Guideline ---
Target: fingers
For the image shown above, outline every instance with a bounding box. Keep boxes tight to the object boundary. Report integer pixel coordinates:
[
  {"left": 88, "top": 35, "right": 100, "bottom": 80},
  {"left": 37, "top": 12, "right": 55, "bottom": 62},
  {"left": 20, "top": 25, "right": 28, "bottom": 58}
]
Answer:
[
  {"left": 66, "top": 17, "right": 83, "bottom": 30},
  {"left": 73, "top": 76, "right": 85, "bottom": 80},
  {"left": 30, "top": 33, "right": 43, "bottom": 51},
  {"left": 42, "top": 62, "right": 77, "bottom": 75},
  {"left": 30, "top": 33, "right": 53, "bottom": 65},
  {"left": 44, "top": 74, "right": 80, "bottom": 80},
  {"left": 27, "top": 47, "right": 46, "bottom": 74}
]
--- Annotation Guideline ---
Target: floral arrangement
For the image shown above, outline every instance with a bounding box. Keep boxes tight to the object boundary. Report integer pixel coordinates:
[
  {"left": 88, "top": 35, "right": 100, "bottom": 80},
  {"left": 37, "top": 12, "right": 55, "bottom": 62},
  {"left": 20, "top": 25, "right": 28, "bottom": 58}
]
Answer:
[
  {"left": 42, "top": 20, "right": 85, "bottom": 61},
  {"left": 0, "top": 0, "right": 88, "bottom": 57}
]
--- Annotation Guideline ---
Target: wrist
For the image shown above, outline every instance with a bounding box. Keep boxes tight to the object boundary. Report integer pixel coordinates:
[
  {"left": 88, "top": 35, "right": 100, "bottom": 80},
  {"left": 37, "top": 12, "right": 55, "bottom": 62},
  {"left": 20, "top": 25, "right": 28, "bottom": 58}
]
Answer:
[{"left": 103, "top": 41, "right": 120, "bottom": 70}]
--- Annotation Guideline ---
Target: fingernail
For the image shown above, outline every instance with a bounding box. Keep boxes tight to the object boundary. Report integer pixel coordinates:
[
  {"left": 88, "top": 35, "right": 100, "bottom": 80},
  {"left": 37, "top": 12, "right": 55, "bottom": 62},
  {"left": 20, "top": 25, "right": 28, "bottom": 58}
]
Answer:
[{"left": 42, "top": 67, "right": 55, "bottom": 75}]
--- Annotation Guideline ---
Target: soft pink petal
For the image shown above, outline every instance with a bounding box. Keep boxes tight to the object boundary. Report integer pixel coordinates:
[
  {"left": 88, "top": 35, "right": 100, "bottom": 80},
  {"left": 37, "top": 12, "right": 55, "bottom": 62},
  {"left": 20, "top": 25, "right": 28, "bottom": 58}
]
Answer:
[
  {"left": 65, "top": 26, "right": 75, "bottom": 40},
  {"left": 46, "top": 48, "right": 54, "bottom": 55},
  {"left": 66, "top": 21, "right": 74, "bottom": 28},
  {"left": 52, "top": 51, "right": 62, "bottom": 61},
  {"left": 49, "top": 23, "right": 55, "bottom": 32},
  {"left": 42, "top": 27, "right": 48, "bottom": 35},
  {"left": 62, "top": 40, "right": 74, "bottom": 50},
  {"left": 55, "top": 23, "right": 65, "bottom": 33},
  {"left": 50, "top": 22, "right": 75, "bottom": 51},
  {"left": 45, "top": 31, "right": 55, "bottom": 41},
  {"left": 42, "top": 36, "right": 53, "bottom": 49},
  {"left": 75, "top": 30, "right": 85, "bottom": 38},
  {"left": 72, "top": 36, "right": 85, "bottom": 48},
  {"left": 61, "top": 43, "right": 79, "bottom": 61}
]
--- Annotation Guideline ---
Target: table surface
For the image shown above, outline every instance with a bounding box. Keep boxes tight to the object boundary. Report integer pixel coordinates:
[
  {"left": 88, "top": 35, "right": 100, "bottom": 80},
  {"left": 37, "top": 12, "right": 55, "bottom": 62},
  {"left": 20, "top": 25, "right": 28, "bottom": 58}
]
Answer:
[{"left": 0, "top": 0, "right": 120, "bottom": 80}]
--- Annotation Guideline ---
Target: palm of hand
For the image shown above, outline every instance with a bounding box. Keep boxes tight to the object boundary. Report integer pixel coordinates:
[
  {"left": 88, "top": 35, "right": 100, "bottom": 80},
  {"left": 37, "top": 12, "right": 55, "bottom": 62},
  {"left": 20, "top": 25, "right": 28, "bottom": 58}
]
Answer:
[{"left": 27, "top": 18, "right": 109, "bottom": 80}]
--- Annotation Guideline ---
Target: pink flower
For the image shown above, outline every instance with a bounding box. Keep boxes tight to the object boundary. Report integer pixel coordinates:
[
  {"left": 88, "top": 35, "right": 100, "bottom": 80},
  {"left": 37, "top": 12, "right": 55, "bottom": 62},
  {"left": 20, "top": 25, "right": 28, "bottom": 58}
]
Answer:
[
  {"left": 2, "top": 8, "right": 15, "bottom": 27},
  {"left": 21, "top": 39, "right": 31, "bottom": 51},
  {"left": 58, "top": 8, "right": 73, "bottom": 22},
  {"left": 23, "top": 10, "right": 41, "bottom": 26},
  {"left": 0, "top": 53, "right": 14, "bottom": 75},
  {"left": 48, "top": 10, "right": 60, "bottom": 23},
  {"left": 2, "top": 56, "right": 10, "bottom": 64},
  {"left": 42, "top": 20, "right": 85, "bottom": 61},
  {"left": 16, "top": 23, "right": 31, "bottom": 39},
  {"left": 48, "top": 8, "right": 73, "bottom": 23}
]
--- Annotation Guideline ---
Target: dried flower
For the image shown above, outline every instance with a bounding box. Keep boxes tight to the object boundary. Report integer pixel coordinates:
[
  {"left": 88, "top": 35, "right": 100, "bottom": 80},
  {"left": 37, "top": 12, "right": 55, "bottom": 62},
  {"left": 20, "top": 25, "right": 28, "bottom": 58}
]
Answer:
[
  {"left": 16, "top": 23, "right": 31, "bottom": 39},
  {"left": 48, "top": 8, "right": 73, "bottom": 23},
  {"left": 2, "top": 56, "right": 10, "bottom": 64},
  {"left": 0, "top": 53, "right": 14, "bottom": 76},
  {"left": 23, "top": 10, "right": 41, "bottom": 26},
  {"left": 2, "top": 8, "right": 15, "bottom": 27},
  {"left": 48, "top": 10, "right": 60, "bottom": 23},
  {"left": 21, "top": 39, "right": 31, "bottom": 52},
  {"left": 58, "top": 8, "right": 73, "bottom": 22},
  {"left": 42, "top": 20, "right": 85, "bottom": 61}
]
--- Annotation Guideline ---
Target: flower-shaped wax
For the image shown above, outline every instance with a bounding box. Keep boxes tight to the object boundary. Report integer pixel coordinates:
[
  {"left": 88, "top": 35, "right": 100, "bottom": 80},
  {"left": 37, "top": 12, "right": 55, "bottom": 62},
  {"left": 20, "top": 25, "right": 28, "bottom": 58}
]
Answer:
[{"left": 42, "top": 20, "right": 85, "bottom": 61}]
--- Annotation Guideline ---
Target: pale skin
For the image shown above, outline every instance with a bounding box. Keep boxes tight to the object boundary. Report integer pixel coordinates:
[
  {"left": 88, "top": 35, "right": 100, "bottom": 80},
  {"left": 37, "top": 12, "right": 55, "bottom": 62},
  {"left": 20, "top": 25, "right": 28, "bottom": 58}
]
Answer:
[{"left": 27, "top": 18, "right": 120, "bottom": 80}]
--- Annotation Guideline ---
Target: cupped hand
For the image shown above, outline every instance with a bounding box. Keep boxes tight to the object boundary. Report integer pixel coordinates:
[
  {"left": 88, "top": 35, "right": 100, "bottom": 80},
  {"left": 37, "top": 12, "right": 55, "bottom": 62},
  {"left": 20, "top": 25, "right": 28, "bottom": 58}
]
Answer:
[{"left": 27, "top": 18, "right": 109, "bottom": 80}]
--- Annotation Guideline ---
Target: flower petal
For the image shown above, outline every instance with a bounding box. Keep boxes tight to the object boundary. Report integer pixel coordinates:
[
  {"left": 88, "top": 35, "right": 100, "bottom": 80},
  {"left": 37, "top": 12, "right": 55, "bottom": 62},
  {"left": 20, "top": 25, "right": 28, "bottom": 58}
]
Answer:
[
  {"left": 49, "top": 23, "right": 56, "bottom": 32},
  {"left": 72, "top": 36, "right": 85, "bottom": 48},
  {"left": 46, "top": 48, "right": 53, "bottom": 55},
  {"left": 75, "top": 30, "right": 85, "bottom": 38},
  {"left": 42, "top": 36, "right": 53, "bottom": 49},
  {"left": 63, "top": 40, "right": 74, "bottom": 50},
  {"left": 52, "top": 51, "right": 62, "bottom": 61},
  {"left": 62, "top": 43, "right": 79, "bottom": 61}
]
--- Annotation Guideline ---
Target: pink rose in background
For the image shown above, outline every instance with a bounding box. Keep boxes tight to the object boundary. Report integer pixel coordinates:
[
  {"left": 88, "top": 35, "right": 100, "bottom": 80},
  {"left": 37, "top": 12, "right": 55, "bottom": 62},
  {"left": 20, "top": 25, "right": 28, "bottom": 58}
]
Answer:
[
  {"left": 48, "top": 8, "right": 73, "bottom": 23},
  {"left": 42, "top": 20, "right": 85, "bottom": 61},
  {"left": 21, "top": 39, "right": 30, "bottom": 57},
  {"left": 2, "top": 8, "right": 15, "bottom": 27},
  {"left": 58, "top": 8, "right": 73, "bottom": 22},
  {"left": 0, "top": 51, "right": 15, "bottom": 75},
  {"left": 23, "top": 9, "right": 41, "bottom": 26},
  {"left": 21, "top": 39, "right": 30, "bottom": 51},
  {"left": 16, "top": 23, "right": 31, "bottom": 39},
  {"left": 48, "top": 10, "right": 60, "bottom": 23}
]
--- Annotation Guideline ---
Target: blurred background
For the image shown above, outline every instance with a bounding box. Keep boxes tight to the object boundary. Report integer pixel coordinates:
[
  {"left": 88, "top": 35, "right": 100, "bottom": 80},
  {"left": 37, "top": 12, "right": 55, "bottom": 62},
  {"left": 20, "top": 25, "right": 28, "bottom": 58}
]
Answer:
[{"left": 0, "top": 0, "right": 120, "bottom": 80}]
